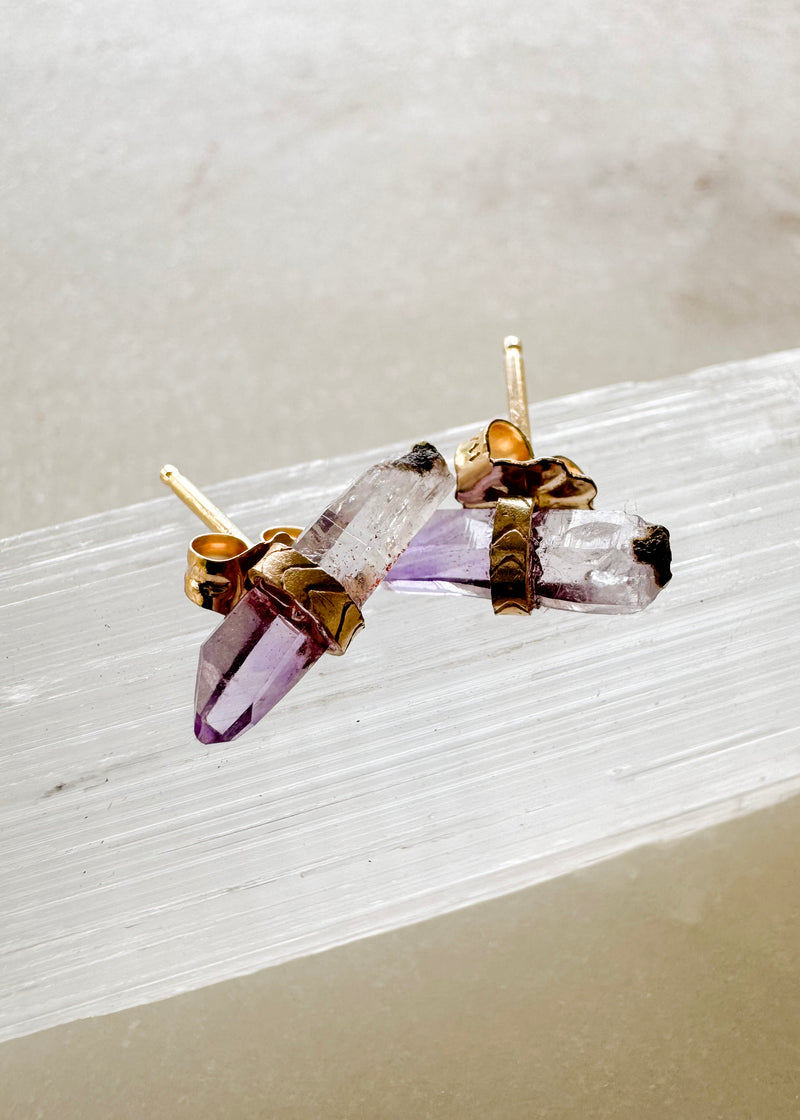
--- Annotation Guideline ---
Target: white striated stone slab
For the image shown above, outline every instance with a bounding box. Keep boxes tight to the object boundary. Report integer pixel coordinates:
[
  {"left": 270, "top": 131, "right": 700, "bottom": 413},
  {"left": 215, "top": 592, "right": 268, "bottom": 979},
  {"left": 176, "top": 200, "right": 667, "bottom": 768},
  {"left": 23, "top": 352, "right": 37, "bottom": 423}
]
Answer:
[{"left": 1, "top": 351, "right": 799, "bottom": 1043}]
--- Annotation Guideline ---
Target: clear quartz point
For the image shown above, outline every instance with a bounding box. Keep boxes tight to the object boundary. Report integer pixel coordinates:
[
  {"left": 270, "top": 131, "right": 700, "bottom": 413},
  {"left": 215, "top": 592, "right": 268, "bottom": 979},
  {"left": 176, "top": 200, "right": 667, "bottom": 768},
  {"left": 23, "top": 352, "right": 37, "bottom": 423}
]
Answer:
[
  {"left": 295, "top": 443, "right": 453, "bottom": 607},
  {"left": 194, "top": 443, "right": 452, "bottom": 743},
  {"left": 531, "top": 508, "right": 671, "bottom": 614},
  {"left": 384, "top": 506, "right": 671, "bottom": 613}
]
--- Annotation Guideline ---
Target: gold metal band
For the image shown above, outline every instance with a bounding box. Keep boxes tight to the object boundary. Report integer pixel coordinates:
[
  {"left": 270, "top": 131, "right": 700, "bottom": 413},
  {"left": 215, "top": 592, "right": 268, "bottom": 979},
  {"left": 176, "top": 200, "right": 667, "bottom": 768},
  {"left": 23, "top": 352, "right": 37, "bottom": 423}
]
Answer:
[
  {"left": 255, "top": 545, "right": 365, "bottom": 655},
  {"left": 162, "top": 464, "right": 363, "bottom": 653},
  {"left": 489, "top": 497, "right": 535, "bottom": 615}
]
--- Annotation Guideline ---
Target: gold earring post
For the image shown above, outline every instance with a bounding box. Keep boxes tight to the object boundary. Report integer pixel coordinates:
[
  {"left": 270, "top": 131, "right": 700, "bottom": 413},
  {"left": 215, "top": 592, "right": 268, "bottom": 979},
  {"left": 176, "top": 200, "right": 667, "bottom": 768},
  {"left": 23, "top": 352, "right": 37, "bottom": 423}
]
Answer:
[
  {"left": 160, "top": 464, "right": 251, "bottom": 545},
  {"left": 503, "top": 336, "right": 531, "bottom": 443}
]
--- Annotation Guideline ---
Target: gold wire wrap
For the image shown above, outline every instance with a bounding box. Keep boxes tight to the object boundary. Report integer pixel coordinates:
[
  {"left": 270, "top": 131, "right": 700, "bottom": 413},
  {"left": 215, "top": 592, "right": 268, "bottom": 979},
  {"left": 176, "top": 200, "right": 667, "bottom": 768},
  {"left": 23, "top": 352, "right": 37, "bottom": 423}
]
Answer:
[
  {"left": 489, "top": 497, "right": 535, "bottom": 615},
  {"left": 256, "top": 545, "right": 365, "bottom": 655},
  {"left": 161, "top": 464, "right": 362, "bottom": 654}
]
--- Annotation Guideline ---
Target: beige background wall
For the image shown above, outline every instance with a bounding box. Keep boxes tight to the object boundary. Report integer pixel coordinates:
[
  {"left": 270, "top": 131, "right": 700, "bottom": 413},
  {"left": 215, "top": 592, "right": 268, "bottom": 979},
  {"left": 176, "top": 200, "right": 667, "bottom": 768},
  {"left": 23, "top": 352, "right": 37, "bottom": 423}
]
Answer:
[{"left": 2, "top": 0, "right": 800, "bottom": 535}]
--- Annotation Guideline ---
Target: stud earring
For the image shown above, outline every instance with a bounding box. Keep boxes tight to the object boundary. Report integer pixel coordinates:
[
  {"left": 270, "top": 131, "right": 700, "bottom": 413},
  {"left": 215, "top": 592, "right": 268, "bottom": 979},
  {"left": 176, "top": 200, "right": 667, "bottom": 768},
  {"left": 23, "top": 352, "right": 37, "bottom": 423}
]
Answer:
[
  {"left": 454, "top": 336, "right": 597, "bottom": 509},
  {"left": 162, "top": 445, "right": 452, "bottom": 743},
  {"left": 385, "top": 337, "right": 672, "bottom": 615}
]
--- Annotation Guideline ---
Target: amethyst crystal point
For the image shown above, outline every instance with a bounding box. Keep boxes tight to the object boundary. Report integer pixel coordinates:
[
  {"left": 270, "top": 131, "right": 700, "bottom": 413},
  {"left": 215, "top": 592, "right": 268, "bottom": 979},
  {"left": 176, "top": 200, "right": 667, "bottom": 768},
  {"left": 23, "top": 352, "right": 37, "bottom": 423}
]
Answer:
[
  {"left": 531, "top": 508, "right": 671, "bottom": 613},
  {"left": 193, "top": 442, "right": 453, "bottom": 742},
  {"left": 385, "top": 507, "right": 671, "bottom": 613},
  {"left": 295, "top": 442, "right": 452, "bottom": 606},
  {"left": 384, "top": 508, "right": 493, "bottom": 597},
  {"left": 194, "top": 583, "right": 330, "bottom": 744}
]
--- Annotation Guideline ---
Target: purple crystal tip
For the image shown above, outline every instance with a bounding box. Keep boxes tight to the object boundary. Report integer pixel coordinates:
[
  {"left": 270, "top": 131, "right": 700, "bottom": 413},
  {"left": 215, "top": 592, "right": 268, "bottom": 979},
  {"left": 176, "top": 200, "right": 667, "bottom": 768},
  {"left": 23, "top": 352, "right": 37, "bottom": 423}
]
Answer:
[
  {"left": 194, "top": 584, "right": 329, "bottom": 744},
  {"left": 195, "top": 711, "right": 241, "bottom": 745}
]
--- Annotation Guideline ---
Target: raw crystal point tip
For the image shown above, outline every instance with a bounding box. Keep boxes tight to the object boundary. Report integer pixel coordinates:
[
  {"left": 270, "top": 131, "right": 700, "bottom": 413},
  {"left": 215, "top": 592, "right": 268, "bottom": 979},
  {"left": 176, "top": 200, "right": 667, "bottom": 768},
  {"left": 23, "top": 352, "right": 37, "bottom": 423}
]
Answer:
[
  {"left": 194, "top": 583, "right": 330, "bottom": 744},
  {"left": 194, "top": 444, "right": 453, "bottom": 742}
]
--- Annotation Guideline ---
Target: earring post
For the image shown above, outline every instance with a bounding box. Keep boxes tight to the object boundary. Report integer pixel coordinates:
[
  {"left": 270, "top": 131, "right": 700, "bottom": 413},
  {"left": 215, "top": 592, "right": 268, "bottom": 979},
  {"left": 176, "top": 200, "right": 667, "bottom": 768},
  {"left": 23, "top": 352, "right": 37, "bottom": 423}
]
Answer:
[
  {"left": 160, "top": 464, "right": 251, "bottom": 544},
  {"left": 503, "top": 336, "right": 531, "bottom": 443}
]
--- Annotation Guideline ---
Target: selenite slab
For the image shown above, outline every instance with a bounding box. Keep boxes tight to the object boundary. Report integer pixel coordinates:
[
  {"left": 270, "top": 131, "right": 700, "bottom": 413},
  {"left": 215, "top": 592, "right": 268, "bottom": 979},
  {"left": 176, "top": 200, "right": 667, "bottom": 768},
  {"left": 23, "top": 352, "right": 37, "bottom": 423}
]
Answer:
[{"left": 1, "top": 351, "right": 799, "bottom": 1043}]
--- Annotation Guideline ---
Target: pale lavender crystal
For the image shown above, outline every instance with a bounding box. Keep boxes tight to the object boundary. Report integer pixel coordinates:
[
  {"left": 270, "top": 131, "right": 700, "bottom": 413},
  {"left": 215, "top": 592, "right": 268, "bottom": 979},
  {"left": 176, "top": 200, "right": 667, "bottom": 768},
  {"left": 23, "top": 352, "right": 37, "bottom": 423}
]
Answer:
[
  {"left": 384, "top": 507, "right": 671, "bottom": 613},
  {"left": 531, "top": 508, "right": 670, "bottom": 613},
  {"left": 296, "top": 443, "right": 453, "bottom": 607},
  {"left": 384, "top": 508, "right": 493, "bottom": 598},
  {"left": 195, "top": 444, "right": 453, "bottom": 742}
]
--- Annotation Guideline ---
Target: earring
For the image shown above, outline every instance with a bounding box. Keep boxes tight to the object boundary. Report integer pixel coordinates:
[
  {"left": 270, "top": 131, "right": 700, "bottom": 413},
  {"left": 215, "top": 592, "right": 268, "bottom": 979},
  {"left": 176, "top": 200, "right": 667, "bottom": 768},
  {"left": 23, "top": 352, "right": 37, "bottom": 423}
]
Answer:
[
  {"left": 454, "top": 336, "right": 598, "bottom": 510},
  {"left": 385, "top": 337, "right": 672, "bottom": 615},
  {"left": 162, "top": 444, "right": 452, "bottom": 743}
]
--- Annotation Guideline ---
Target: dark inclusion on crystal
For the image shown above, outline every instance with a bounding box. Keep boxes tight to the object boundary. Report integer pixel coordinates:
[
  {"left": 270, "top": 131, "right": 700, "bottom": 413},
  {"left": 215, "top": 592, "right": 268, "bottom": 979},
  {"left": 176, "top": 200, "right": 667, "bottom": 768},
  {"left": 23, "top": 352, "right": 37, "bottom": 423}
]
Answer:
[
  {"left": 394, "top": 442, "right": 445, "bottom": 474},
  {"left": 632, "top": 525, "right": 672, "bottom": 588}
]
